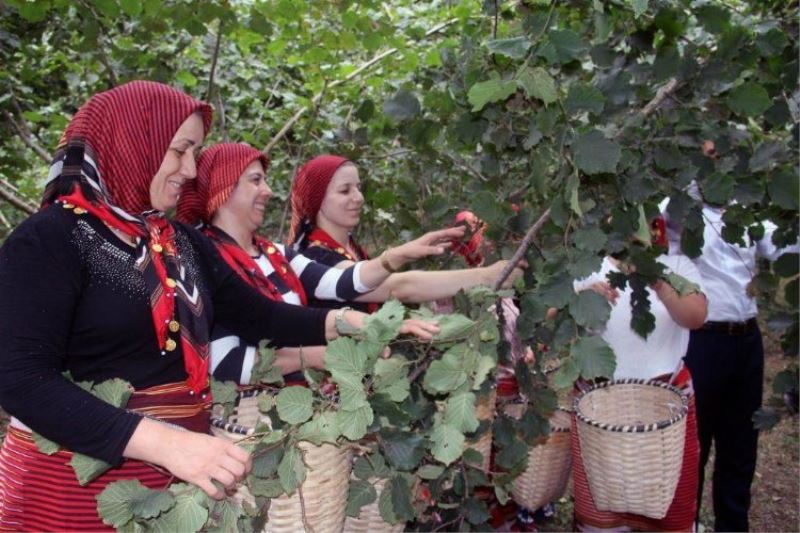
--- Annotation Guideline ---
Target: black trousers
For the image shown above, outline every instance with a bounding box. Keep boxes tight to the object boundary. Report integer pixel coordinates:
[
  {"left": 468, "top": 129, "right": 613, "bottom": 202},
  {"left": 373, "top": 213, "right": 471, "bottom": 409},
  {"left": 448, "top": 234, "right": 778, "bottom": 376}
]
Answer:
[{"left": 684, "top": 326, "right": 764, "bottom": 532}]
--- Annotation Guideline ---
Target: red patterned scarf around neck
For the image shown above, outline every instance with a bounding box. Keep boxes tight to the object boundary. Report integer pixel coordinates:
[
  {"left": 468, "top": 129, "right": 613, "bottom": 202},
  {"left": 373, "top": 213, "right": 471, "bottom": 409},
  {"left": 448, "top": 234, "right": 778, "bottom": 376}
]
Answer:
[{"left": 205, "top": 226, "right": 307, "bottom": 305}]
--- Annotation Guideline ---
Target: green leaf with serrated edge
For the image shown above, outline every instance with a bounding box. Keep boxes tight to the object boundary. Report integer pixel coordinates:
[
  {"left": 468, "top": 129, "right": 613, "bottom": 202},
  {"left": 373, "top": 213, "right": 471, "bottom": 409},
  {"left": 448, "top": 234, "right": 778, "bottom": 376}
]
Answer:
[
  {"left": 468, "top": 78, "right": 518, "bottom": 111},
  {"left": 573, "top": 129, "right": 621, "bottom": 175},
  {"left": 379, "top": 430, "right": 426, "bottom": 470},
  {"left": 275, "top": 386, "right": 313, "bottom": 424},
  {"left": 97, "top": 480, "right": 151, "bottom": 528},
  {"left": 382, "top": 378, "right": 411, "bottom": 402},
  {"left": 387, "top": 476, "right": 415, "bottom": 522},
  {"left": 633, "top": 204, "right": 652, "bottom": 246},
  {"left": 665, "top": 272, "right": 701, "bottom": 296},
  {"left": 339, "top": 383, "right": 369, "bottom": 411},
  {"left": 486, "top": 36, "right": 531, "bottom": 59},
  {"left": 571, "top": 336, "right": 616, "bottom": 380},
  {"left": 337, "top": 404, "right": 373, "bottom": 440},
  {"left": 701, "top": 173, "right": 734, "bottom": 205},
  {"left": 210, "top": 379, "right": 238, "bottom": 408},
  {"left": 33, "top": 432, "right": 59, "bottom": 455},
  {"left": 629, "top": 0, "right": 649, "bottom": 17},
  {"left": 353, "top": 452, "right": 391, "bottom": 480},
  {"left": 727, "top": 82, "right": 772, "bottom": 117},
  {"left": 443, "top": 392, "right": 480, "bottom": 433},
  {"left": 345, "top": 479, "right": 377, "bottom": 517},
  {"left": 433, "top": 314, "right": 476, "bottom": 341},
  {"left": 208, "top": 499, "right": 241, "bottom": 532},
  {"left": 278, "top": 445, "right": 306, "bottom": 494},
  {"left": 250, "top": 477, "right": 285, "bottom": 498},
  {"left": 71, "top": 453, "right": 112, "bottom": 485},
  {"left": 496, "top": 438, "right": 528, "bottom": 470},
  {"left": 553, "top": 355, "right": 580, "bottom": 388},
  {"left": 362, "top": 299, "right": 405, "bottom": 343},
  {"left": 92, "top": 378, "right": 133, "bottom": 407},
  {"left": 570, "top": 288, "right": 612, "bottom": 330},
  {"left": 430, "top": 423, "right": 465, "bottom": 465},
  {"left": 325, "top": 337, "right": 366, "bottom": 389},
  {"left": 549, "top": 29, "right": 587, "bottom": 62},
  {"left": 417, "top": 464, "right": 445, "bottom": 479},
  {"left": 119, "top": 0, "right": 143, "bottom": 16},
  {"left": 752, "top": 407, "right": 781, "bottom": 431},
  {"left": 538, "top": 272, "right": 575, "bottom": 308},
  {"left": 772, "top": 369, "right": 797, "bottom": 395},
  {"left": 383, "top": 90, "right": 420, "bottom": 121},
  {"left": 257, "top": 393, "right": 274, "bottom": 414},
  {"left": 423, "top": 357, "right": 468, "bottom": 394},
  {"left": 252, "top": 343, "right": 283, "bottom": 385},
  {"left": 773, "top": 253, "right": 799, "bottom": 278},
  {"left": 129, "top": 488, "right": 175, "bottom": 520},
  {"left": 573, "top": 227, "right": 607, "bottom": 252},
  {"left": 378, "top": 476, "right": 399, "bottom": 524},
  {"left": 473, "top": 355, "right": 495, "bottom": 390},
  {"left": 297, "top": 411, "right": 340, "bottom": 445},
  {"left": 252, "top": 444, "right": 283, "bottom": 478},
  {"left": 517, "top": 67, "right": 558, "bottom": 105},
  {"left": 769, "top": 170, "right": 799, "bottom": 210},
  {"left": 565, "top": 83, "right": 605, "bottom": 115},
  {"left": 152, "top": 484, "right": 208, "bottom": 533},
  {"left": 373, "top": 356, "right": 408, "bottom": 387}
]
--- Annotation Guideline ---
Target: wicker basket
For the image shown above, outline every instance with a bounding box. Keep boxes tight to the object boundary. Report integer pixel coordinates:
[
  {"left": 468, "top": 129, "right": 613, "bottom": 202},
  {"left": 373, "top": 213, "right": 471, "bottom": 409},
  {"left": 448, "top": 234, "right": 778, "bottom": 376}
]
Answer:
[
  {"left": 464, "top": 389, "right": 496, "bottom": 471},
  {"left": 210, "top": 390, "right": 352, "bottom": 533},
  {"left": 343, "top": 477, "right": 404, "bottom": 533},
  {"left": 574, "top": 379, "right": 688, "bottom": 519},
  {"left": 504, "top": 405, "right": 572, "bottom": 510}
]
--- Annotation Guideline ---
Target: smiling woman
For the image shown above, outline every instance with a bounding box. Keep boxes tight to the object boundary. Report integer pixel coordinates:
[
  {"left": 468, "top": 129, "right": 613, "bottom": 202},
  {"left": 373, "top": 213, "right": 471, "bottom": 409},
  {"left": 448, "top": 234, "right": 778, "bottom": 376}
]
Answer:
[{"left": 148, "top": 113, "right": 204, "bottom": 211}]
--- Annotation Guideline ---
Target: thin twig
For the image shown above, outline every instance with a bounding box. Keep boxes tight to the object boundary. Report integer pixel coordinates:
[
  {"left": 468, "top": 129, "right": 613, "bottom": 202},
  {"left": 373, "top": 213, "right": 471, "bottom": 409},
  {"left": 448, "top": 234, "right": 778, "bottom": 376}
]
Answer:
[
  {"left": 206, "top": 24, "right": 224, "bottom": 102},
  {"left": 0, "top": 182, "right": 36, "bottom": 215},
  {"left": 493, "top": 0, "right": 499, "bottom": 39},
  {"left": 2, "top": 110, "right": 50, "bottom": 163},
  {"left": 492, "top": 207, "right": 551, "bottom": 290},
  {"left": 0, "top": 209, "right": 12, "bottom": 229},
  {"left": 441, "top": 152, "right": 488, "bottom": 182},
  {"left": 263, "top": 19, "right": 457, "bottom": 155},
  {"left": 216, "top": 93, "right": 229, "bottom": 142},
  {"left": 640, "top": 78, "right": 680, "bottom": 117}
]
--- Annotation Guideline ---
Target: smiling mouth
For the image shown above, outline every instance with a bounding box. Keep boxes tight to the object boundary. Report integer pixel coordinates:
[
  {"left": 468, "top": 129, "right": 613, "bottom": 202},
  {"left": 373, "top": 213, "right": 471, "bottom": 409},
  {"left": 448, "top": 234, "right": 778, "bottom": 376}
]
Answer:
[{"left": 167, "top": 179, "right": 184, "bottom": 191}]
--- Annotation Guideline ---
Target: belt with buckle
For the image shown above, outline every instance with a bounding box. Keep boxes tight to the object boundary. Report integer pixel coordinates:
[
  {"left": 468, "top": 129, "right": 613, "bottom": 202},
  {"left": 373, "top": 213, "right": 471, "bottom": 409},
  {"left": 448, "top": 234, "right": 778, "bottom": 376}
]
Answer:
[{"left": 700, "top": 318, "right": 758, "bottom": 335}]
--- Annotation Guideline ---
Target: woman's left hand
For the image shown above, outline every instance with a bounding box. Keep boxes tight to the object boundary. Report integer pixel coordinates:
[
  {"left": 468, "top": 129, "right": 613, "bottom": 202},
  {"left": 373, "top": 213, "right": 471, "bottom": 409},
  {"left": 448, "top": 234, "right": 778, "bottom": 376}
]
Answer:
[
  {"left": 399, "top": 318, "right": 441, "bottom": 340},
  {"left": 383, "top": 226, "right": 467, "bottom": 268}
]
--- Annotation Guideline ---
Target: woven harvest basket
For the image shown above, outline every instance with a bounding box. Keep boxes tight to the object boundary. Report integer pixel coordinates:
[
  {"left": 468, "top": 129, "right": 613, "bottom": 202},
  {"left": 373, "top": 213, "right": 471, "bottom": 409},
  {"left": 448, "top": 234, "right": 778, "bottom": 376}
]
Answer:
[
  {"left": 343, "top": 477, "right": 404, "bottom": 533},
  {"left": 210, "top": 390, "right": 352, "bottom": 533},
  {"left": 574, "top": 379, "right": 688, "bottom": 519},
  {"left": 465, "top": 389, "right": 496, "bottom": 471},
  {"left": 505, "top": 405, "right": 572, "bottom": 510}
]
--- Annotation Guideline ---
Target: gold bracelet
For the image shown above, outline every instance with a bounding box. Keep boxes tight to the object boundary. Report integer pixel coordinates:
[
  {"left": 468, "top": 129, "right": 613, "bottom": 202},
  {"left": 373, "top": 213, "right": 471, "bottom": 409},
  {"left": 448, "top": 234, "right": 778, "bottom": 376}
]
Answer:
[{"left": 380, "top": 250, "right": 398, "bottom": 273}]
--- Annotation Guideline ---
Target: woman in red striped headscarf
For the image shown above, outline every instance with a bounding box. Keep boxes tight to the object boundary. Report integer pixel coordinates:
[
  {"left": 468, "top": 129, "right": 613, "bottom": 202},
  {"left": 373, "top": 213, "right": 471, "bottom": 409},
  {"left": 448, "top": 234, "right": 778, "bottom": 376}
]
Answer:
[
  {"left": 288, "top": 155, "right": 524, "bottom": 314},
  {"left": 0, "top": 82, "right": 397, "bottom": 531},
  {"left": 177, "top": 142, "right": 455, "bottom": 382}
]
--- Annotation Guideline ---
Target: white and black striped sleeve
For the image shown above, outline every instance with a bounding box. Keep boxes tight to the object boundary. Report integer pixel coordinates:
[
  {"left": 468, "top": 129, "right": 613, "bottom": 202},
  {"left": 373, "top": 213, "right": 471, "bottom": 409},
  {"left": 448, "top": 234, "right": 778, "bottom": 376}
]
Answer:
[
  {"left": 281, "top": 244, "right": 371, "bottom": 302},
  {"left": 209, "top": 324, "right": 257, "bottom": 385}
]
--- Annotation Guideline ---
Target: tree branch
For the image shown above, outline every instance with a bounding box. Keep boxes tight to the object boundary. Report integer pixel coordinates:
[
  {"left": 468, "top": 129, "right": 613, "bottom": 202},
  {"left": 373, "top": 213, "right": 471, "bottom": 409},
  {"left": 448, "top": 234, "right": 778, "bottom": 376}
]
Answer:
[
  {"left": 492, "top": 207, "right": 551, "bottom": 290},
  {"left": 216, "top": 93, "right": 229, "bottom": 142},
  {"left": 0, "top": 182, "right": 36, "bottom": 215},
  {"left": 3, "top": 109, "right": 51, "bottom": 163},
  {"left": 206, "top": 24, "right": 223, "bottom": 102},
  {"left": 641, "top": 77, "right": 680, "bottom": 117},
  {"left": 263, "top": 19, "right": 457, "bottom": 155}
]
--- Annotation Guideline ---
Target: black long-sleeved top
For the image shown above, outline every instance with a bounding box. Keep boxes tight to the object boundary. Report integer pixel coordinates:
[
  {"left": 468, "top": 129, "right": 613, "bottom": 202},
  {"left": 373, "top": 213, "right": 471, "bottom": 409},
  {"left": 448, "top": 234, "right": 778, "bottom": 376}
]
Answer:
[
  {"left": 0, "top": 206, "right": 327, "bottom": 464},
  {"left": 299, "top": 245, "right": 373, "bottom": 313}
]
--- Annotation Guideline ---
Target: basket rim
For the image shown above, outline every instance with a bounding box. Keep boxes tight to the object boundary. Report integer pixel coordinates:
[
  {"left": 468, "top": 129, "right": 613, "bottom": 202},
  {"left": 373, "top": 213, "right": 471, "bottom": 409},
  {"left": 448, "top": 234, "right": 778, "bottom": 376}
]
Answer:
[{"left": 573, "top": 378, "right": 688, "bottom": 433}]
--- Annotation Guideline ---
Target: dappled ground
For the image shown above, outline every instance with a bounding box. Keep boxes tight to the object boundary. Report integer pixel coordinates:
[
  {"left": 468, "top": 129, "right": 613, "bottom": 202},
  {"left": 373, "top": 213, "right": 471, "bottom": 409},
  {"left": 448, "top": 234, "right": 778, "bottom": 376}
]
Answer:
[{"left": 0, "top": 325, "right": 796, "bottom": 532}]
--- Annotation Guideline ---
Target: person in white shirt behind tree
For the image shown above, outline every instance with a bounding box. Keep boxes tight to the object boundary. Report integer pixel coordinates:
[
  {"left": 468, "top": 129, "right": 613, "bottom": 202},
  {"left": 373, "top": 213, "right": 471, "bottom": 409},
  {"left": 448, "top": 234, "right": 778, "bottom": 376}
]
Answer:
[{"left": 660, "top": 181, "right": 799, "bottom": 532}]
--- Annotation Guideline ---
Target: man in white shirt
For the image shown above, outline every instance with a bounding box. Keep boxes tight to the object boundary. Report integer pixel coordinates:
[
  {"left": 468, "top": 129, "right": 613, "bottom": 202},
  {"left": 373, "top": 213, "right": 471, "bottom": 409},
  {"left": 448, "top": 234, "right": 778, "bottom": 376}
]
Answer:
[{"left": 662, "top": 188, "right": 798, "bottom": 532}]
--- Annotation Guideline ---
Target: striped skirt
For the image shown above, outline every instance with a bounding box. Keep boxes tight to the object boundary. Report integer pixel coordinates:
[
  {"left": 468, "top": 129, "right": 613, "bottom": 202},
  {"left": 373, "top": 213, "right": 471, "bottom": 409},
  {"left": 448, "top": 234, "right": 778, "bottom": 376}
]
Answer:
[
  {"left": 0, "top": 382, "right": 210, "bottom": 532},
  {"left": 572, "top": 365, "right": 699, "bottom": 532}
]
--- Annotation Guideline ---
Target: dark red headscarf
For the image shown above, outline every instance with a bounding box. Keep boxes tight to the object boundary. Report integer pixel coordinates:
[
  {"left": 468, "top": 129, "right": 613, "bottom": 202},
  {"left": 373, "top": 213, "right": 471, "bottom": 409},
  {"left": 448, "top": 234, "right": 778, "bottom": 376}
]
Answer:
[
  {"left": 178, "top": 143, "right": 307, "bottom": 305},
  {"left": 288, "top": 154, "right": 351, "bottom": 246},
  {"left": 42, "top": 80, "right": 214, "bottom": 394}
]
